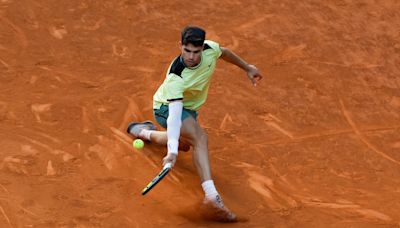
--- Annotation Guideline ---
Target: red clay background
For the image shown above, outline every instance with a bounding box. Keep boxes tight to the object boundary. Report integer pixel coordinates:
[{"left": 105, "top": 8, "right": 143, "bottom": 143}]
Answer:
[{"left": 0, "top": 0, "right": 400, "bottom": 227}]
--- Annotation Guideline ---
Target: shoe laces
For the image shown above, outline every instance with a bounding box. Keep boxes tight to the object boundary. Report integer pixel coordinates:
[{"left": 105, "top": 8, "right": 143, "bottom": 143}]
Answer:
[{"left": 213, "top": 195, "right": 225, "bottom": 208}]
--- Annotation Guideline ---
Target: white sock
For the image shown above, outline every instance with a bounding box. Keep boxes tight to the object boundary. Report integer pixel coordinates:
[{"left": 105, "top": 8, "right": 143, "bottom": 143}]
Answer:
[
  {"left": 139, "top": 129, "right": 153, "bottom": 141},
  {"left": 201, "top": 180, "right": 219, "bottom": 199}
]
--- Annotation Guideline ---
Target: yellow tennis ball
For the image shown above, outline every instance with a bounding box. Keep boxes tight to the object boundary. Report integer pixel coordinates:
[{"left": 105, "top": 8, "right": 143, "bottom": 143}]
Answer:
[{"left": 133, "top": 139, "right": 144, "bottom": 149}]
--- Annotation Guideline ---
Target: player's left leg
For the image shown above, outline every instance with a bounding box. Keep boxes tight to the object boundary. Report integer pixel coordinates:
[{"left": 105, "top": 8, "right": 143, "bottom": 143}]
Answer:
[{"left": 178, "top": 116, "right": 237, "bottom": 222}]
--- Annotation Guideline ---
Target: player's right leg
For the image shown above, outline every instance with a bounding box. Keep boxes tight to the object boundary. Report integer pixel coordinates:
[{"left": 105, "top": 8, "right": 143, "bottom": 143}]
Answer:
[
  {"left": 126, "top": 104, "right": 194, "bottom": 151},
  {"left": 126, "top": 121, "right": 191, "bottom": 151}
]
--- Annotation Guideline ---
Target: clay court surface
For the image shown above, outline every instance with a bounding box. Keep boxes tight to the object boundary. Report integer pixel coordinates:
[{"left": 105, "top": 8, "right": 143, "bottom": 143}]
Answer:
[{"left": 1, "top": 0, "right": 400, "bottom": 227}]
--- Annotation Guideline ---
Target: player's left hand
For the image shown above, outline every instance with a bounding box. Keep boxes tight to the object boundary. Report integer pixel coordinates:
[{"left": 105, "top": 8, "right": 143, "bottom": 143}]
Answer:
[{"left": 246, "top": 64, "right": 263, "bottom": 86}]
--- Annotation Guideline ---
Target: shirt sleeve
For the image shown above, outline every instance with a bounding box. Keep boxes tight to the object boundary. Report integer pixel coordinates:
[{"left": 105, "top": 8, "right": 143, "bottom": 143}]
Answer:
[
  {"left": 204, "top": 40, "right": 222, "bottom": 59},
  {"left": 163, "top": 73, "right": 184, "bottom": 102}
]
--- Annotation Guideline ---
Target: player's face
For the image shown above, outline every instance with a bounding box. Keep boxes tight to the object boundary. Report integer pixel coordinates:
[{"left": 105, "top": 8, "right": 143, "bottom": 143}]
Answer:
[{"left": 180, "top": 43, "right": 203, "bottom": 67}]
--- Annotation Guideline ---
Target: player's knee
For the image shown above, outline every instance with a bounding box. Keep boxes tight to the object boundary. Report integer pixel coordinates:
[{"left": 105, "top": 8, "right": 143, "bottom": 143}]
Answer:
[
  {"left": 195, "top": 130, "right": 208, "bottom": 146},
  {"left": 201, "top": 131, "right": 208, "bottom": 143},
  {"left": 180, "top": 120, "right": 207, "bottom": 146}
]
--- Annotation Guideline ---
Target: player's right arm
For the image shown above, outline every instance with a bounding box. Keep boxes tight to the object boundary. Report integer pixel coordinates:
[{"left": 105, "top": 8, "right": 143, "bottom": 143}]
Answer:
[
  {"left": 161, "top": 72, "right": 184, "bottom": 167},
  {"left": 162, "top": 100, "right": 183, "bottom": 167}
]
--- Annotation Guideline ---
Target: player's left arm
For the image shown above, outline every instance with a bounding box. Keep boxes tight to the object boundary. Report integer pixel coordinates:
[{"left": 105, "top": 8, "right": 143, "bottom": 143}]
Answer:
[{"left": 220, "top": 47, "right": 263, "bottom": 86}]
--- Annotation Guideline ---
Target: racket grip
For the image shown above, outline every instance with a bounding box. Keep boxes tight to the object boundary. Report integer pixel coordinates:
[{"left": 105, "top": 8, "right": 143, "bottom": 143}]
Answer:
[{"left": 163, "top": 162, "right": 172, "bottom": 170}]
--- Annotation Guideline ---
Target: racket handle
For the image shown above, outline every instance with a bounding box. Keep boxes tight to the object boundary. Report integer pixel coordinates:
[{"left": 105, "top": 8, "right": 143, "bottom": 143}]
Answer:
[{"left": 163, "top": 162, "right": 172, "bottom": 170}]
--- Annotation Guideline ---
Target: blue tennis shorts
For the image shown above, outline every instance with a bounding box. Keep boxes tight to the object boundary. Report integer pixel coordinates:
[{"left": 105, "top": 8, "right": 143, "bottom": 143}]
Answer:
[{"left": 153, "top": 104, "right": 198, "bottom": 129}]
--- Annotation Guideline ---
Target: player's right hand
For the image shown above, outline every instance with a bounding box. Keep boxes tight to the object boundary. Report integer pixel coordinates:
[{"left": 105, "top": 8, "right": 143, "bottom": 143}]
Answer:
[{"left": 163, "top": 153, "right": 177, "bottom": 168}]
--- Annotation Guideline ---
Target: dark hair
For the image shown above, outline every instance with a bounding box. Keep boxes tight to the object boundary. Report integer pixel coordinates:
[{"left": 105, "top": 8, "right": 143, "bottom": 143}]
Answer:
[{"left": 181, "top": 26, "right": 206, "bottom": 47}]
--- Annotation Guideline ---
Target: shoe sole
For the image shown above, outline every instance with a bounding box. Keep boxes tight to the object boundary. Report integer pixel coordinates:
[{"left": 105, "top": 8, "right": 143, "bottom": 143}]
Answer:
[{"left": 126, "top": 121, "right": 156, "bottom": 134}]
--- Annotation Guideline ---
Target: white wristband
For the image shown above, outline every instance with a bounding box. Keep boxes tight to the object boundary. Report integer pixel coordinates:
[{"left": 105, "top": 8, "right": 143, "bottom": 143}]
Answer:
[{"left": 163, "top": 162, "right": 172, "bottom": 169}]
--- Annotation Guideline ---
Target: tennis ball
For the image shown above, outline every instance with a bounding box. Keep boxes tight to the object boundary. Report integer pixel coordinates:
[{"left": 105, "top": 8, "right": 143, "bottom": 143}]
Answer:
[{"left": 133, "top": 139, "right": 144, "bottom": 149}]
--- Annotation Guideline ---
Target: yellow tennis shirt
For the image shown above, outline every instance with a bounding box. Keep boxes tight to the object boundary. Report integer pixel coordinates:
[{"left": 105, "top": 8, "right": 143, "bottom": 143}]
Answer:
[{"left": 153, "top": 40, "right": 222, "bottom": 111}]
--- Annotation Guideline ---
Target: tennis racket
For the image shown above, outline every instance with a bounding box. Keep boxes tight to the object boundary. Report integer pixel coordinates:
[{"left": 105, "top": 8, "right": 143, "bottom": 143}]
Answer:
[{"left": 141, "top": 163, "right": 172, "bottom": 195}]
